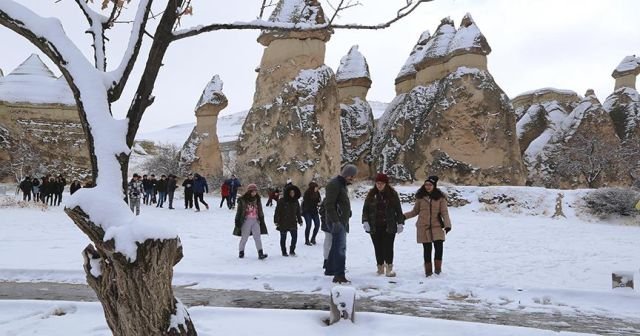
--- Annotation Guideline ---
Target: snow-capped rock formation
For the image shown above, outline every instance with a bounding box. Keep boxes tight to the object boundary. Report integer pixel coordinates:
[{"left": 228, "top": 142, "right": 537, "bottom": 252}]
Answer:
[
  {"left": 0, "top": 54, "right": 91, "bottom": 182},
  {"left": 605, "top": 56, "right": 640, "bottom": 144},
  {"left": 236, "top": 0, "right": 340, "bottom": 186},
  {"left": 612, "top": 55, "right": 640, "bottom": 90},
  {"left": 180, "top": 75, "right": 227, "bottom": 178},
  {"left": 336, "top": 45, "right": 374, "bottom": 179},
  {"left": 373, "top": 14, "right": 524, "bottom": 185}
]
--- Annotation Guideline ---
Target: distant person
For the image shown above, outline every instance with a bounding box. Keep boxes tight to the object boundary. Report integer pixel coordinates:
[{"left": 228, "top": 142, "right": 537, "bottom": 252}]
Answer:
[
  {"left": 69, "top": 180, "right": 82, "bottom": 195},
  {"left": 302, "top": 181, "right": 321, "bottom": 246},
  {"left": 142, "top": 174, "right": 152, "bottom": 205},
  {"left": 233, "top": 184, "right": 268, "bottom": 260},
  {"left": 54, "top": 175, "right": 65, "bottom": 206},
  {"left": 227, "top": 175, "right": 241, "bottom": 208},
  {"left": 128, "top": 174, "right": 144, "bottom": 216},
  {"left": 193, "top": 173, "right": 209, "bottom": 212},
  {"left": 362, "top": 173, "right": 404, "bottom": 277},
  {"left": 19, "top": 176, "right": 32, "bottom": 201},
  {"left": 31, "top": 177, "right": 40, "bottom": 201},
  {"left": 220, "top": 180, "right": 231, "bottom": 209},
  {"left": 325, "top": 164, "right": 358, "bottom": 284},
  {"left": 274, "top": 184, "right": 302, "bottom": 256},
  {"left": 182, "top": 174, "right": 194, "bottom": 209},
  {"left": 266, "top": 187, "right": 280, "bottom": 207},
  {"left": 149, "top": 174, "right": 158, "bottom": 204},
  {"left": 403, "top": 176, "right": 452, "bottom": 277},
  {"left": 155, "top": 175, "right": 168, "bottom": 208},
  {"left": 166, "top": 174, "right": 178, "bottom": 209}
]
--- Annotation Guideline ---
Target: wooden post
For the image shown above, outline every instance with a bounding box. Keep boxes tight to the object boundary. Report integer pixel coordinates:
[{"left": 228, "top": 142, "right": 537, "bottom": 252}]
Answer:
[
  {"left": 612, "top": 271, "right": 634, "bottom": 289},
  {"left": 329, "top": 285, "right": 356, "bottom": 325}
]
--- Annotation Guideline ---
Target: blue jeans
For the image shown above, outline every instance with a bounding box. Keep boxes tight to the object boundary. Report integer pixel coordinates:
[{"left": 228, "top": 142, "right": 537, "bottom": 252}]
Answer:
[
  {"left": 280, "top": 230, "right": 298, "bottom": 252},
  {"left": 327, "top": 222, "right": 347, "bottom": 277},
  {"left": 157, "top": 192, "right": 166, "bottom": 207},
  {"left": 303, "top": 212, "right": 320, "bottom": 242}
]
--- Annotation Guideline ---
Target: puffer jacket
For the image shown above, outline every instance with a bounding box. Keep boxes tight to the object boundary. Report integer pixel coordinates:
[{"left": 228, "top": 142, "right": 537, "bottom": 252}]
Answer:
[
  {"left": 404, "top": 189, "right": 451, "bottom": 243},
  {"left": 274, "top": 185, "right": 302, "bottom": 231}
]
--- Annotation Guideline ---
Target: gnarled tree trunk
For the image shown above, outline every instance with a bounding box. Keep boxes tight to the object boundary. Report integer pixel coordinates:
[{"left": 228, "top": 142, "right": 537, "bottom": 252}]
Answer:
[{"left": 65, "top": 207, "right": 197, "bottom": 336}]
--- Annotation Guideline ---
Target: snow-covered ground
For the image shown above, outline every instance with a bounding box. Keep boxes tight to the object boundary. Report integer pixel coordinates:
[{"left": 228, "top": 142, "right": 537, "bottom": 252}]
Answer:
[{"left": 1, "top": 184, "right": 639, "bottom": 335}]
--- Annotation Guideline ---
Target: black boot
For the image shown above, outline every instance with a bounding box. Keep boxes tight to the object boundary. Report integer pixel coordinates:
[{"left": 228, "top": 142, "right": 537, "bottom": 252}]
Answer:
[
  {"left": 289, "top": 246, "right": 296, "bottom": 257},
  {"left": 258, "top": 249, "right": 268, "bottom": 260},
  {"left": 239, "top": 251, "right": 244, "bottom": 259},
  {"left": 281, "top": 247, "right": 289, "bottom": 257}
]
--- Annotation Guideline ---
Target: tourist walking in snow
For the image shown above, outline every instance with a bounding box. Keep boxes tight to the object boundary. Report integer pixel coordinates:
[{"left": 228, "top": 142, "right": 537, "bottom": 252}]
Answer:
[
  {"left": 227, "top": 175, "right": 241, "bottom": 208},
  {"left": 142, "top": 175, "right": 152, "bottom": 205},
  {"left": 128, "top": 173, "right": 144, "bottom": 216},
  {"left": 31, "top": 177, "right": 41, "bottom": 201},
  {"left": 403, "top": 176, "right": 452, "bottom": 277},
  {"left": 19, "top": 176, "right": 32, "bottom": 201},
  {"left": 193, "top": 173, "right": 209, "bottom": 211},
  {"left": 325, "top": 164, "right": 358, "bottom": 284},
  {"left": 274, "top": 184, "right": 303, "bottom": 256},
  {"left": 155, "top": 175, "right": 168, "bottom": 208},
  {"left": 362, "top": 173, "right": 405, "bottom": 277},
  {"left": 265, "top": 187, "right": 280, "bottom": 207},
  {"left": 182, "top": 173, "right": 194, "bottom": 209},
  {"left": 302, "top": 181, "right": 321, "bottom": 246},
  {"left": 149, "top": 174, "right": 158, "bottom": 204},
  {"left": 166, "top": 174, "right": 177, "bottom": 209},
  {"left": 69, "top": 180, "right": 82, "bottom": 195},
  {"left": 233, "top": 184, "right": 268, "bottom": 260},
  {"left": 220, "top": 181, "right": 231, "bottom": 208},
  {"left": 54, "top": 175, "right": 66, "bottom": 206}
]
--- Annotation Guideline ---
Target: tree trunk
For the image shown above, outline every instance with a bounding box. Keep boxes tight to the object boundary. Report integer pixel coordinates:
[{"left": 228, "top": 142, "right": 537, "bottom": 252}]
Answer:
[{"left": 65, "top": 207, "right": 197, "bottom": 336}]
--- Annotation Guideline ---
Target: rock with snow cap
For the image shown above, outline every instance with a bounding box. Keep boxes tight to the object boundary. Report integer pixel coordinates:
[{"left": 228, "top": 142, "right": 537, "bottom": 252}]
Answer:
[{"left": 258, "top": 0, "right": 331, "bottom": 47}]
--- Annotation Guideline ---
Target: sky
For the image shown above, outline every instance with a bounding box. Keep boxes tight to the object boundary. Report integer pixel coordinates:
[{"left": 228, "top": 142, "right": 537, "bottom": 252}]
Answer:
[{"left": 0, "top": 0, "right": 638, "bottom": 133}]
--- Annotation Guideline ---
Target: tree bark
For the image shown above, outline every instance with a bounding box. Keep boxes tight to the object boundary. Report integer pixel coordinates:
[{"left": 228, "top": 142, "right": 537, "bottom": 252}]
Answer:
[{"left": 65, "top": 207, "right": 197, "bottom": 336}]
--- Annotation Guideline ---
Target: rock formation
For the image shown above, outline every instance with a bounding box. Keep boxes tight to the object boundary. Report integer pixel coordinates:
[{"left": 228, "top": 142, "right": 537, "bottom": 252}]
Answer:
[
  {"left": 336, "top": 45, "right": 374, "bottom": 179},
  {"left": 0, "top": 54, "right": 91, "bottom": 182},
  {"left": 373, "top": 14, "right": 525, "bottom": 185},
  {"left": 180, "top": 75, "right": 227, "bottom": 178},
  {"left": 612, "top": 55, "right": 640, "bottom": 90},
  {"left": 235, "top": 0, "right": 340, "bottom": 187}
]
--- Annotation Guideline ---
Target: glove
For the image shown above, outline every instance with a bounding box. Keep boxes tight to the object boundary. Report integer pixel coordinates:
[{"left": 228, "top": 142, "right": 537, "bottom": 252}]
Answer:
[
  {"left": 445, "top": 227, "right": 451, "bottom": 234},
  {"left": 397, "top": 224, "right": 404, "bottom": 234},
  {"left": 363, "top": 222, "right": 370, "bottom": 233}
]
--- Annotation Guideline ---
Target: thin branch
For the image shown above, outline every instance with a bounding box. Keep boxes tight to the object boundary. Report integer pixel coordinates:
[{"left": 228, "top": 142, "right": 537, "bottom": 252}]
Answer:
[
  {"left": 328, "top": 0, "right": 361, "bottom": 26},
  {"left": 258, "top": 0, "right": 277, "bottom": 20},
  {"left": 172, "top": 0, "right": 432, "bottom": 41},
  {"left": 73, "top": 0, "right": 107, "bottom": 71}
]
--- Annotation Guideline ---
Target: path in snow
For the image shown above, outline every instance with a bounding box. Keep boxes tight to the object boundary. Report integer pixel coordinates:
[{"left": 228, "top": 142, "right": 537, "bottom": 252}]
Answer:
[{"left": 1, "top": 281, "right": 638, "bottom": 336}]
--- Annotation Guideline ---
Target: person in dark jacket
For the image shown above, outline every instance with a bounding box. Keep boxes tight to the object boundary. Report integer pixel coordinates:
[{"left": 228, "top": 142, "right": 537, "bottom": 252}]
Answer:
[
  {"left": 142, "top": 175, "right": 152, "bottom": 205},
  {"left": 362, "top": 173, "right": 405, "bottom": 277},
  {"left": 19, "top": 176, "right": 32, "bottom": 201},
  {"left": 182, "top": 174, "right": 194, "bottom": 209},
  {"left": 128, "top": 174, "right": 144, "bottom": 215},
  {"left": 302, "top": 181, "right": 321, "bottom": 245},
  {"left": 325, "top": 164, "right": 357, "bottom": 284},
  {"left": 193, "top": 173, "right": 209, "bottom": 211},
  {"left": 155, "top": 175, "right": 168, "bottom": 208},
  {"left": 149, "top": 174, "right": 158, "bottom": 204},
  {"left": 54, "top": 175, "right": 66, "bottom": 206},
  {"left": 31, "top": 177, "right": 40, "bottom": 201},
  {"left": 69, "top": 180, "right": 82, "bottom": 195},
  {"left": 274, "top": 184, "right": 303, "bottom": 256},
  {"left": 166, "top": 174, "right": 178, "bottom": 209},
  {"left": 227, "top": 175, "right": 241, "bottom": 208},
  {"left": 233, "top": 184, "right": 268, "bottom": 260}
]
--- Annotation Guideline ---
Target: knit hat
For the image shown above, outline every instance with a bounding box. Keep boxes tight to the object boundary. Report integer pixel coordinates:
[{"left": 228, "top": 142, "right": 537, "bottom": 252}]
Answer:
[
  {"left": 340, "top": 164, "right": 358, "bottom": 177},
  {"left": 375, "top": 173, "right": 389, "bottom": 183},
  {"left": 247, "top": 183, "right": 258, "bottom": 191},
  {"left": 426, "top": 175, "right": 439, "bottom": 187}
]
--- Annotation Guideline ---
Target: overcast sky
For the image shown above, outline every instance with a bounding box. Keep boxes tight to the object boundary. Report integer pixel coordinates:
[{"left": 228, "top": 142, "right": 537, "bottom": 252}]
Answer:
[{"left": 1, "top": 0, "right": 638, "bottom": 132}]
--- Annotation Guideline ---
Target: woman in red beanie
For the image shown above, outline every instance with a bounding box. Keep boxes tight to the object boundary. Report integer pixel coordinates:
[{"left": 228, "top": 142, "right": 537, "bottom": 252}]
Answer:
[{"left": 361, "top": 173, "right": 405, "bottom": 277}]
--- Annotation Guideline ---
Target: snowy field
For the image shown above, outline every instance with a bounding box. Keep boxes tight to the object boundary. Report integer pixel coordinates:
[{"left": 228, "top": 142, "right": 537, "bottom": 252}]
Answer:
[{"left": 1, "top": 184, "right": 639, "bottom": 335}]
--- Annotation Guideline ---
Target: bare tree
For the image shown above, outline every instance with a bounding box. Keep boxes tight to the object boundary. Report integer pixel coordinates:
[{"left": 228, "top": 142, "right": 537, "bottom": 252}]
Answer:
[
  {"left": 0, "top": 1, "right": 430, "bottom": 335},
  {"left": 140, "top": 143, "right": 183, "bottom": 176}
]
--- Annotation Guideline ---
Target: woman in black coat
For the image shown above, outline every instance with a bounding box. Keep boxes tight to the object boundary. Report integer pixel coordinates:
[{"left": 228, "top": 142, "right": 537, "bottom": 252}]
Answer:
[
  {"left": 362, "top": 173, "right": 404, "bottom": 277},
  {"left": 274, "top": 184, "right": 302, "bottom": 256}
]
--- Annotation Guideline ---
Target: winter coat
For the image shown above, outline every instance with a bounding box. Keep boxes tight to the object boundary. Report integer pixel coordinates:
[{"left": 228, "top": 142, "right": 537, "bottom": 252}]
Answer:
[
  {"left": 70, "top": 182, "right": 82, "bottom": 195},
  {"left": 142, "top": 178, "right": 153, "bottom": 191},
  {"left": 182, "top": 178, "right": 194, "bottom": 193},
  {"left": 19, "top": 179, "right": 32, "bottom": 193},
  {"left": 274, "top": 185, "right": 302, "bottom": 231},
  {"left": 362, "top": 186, "right": 404, "bottom": 235},
  {"left": 193, "top": 175, "right": 208, "bottom": 193},
  {"left": 167, "top": 177, "right": 177, "bottom": 192},
  {"left": 221, "top": 183, "right": 230, "bottom": 197},
  {"left": 324, "top": 175, "right": 351, "bottom": 232},
  {"left": 155, "top": 179, "right": 167, "bottom": 193},
  {"left": 233, "top": 194, "right": 268, "bottom": 236},
  {"left": 301, "top": 188, "right": 321, "bottom": 215},
  {"left": 32, "top": 178, "right": 40, "bottom": 188},
  {"left": 128, "top": 180, "right": 144, "bottom": 199},
  {"left": 404, "top": 189, "right": 451, "bottom": 243},
  {"left": 228, "top": 178, "right": 241, "bottom": 194}
]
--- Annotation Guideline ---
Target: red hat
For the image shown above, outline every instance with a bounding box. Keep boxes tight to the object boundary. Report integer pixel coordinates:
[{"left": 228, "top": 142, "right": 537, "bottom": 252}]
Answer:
[
  {"left": 247, "top": 183, "right": 258, "bottom": 191},
  {"left": 375, "top": 173, "right": 389, "bottom": 183}
]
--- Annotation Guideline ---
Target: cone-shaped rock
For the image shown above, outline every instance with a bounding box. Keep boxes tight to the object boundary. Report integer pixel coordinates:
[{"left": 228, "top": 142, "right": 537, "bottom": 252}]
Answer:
[
  {"left": 236, "top": 0, "right": 340, "bottom": 187},
  {"left": 395, "top": 30, "right": 431, "bottom": 95},
  {"left": 336, "top": 45, "right": 374, "bottom": 179}
]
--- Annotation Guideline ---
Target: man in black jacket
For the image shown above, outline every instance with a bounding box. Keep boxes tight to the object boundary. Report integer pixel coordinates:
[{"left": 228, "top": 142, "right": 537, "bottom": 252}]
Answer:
[
  {"left": 19, "top": 176, "right": 32, "bottom": 201},
  {"left": 167, "top": 174, "right": 178, "bottom": 209},
  {"left": 182, "top": 174, "right": 194, "bottom": 209}
]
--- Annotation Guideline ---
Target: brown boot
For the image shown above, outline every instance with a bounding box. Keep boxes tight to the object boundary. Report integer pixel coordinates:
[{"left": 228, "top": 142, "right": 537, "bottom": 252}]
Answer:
[
  {"left": 434, "top": 260, "right": 442, "bottom": 275},
  {"left": 424, "top": 262, "right": 433, "bottom": 277},
  {"left": 385, "top": 264, "right": 396, "bottom": 277},
  {"left": 376, "top": 264, "right": 384, "bottom": 275}
]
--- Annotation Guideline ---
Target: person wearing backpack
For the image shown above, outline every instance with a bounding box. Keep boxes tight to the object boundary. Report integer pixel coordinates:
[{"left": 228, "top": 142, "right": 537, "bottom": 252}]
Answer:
[{"left": 403, "top": 176, "right": 452, "bottom": 277}]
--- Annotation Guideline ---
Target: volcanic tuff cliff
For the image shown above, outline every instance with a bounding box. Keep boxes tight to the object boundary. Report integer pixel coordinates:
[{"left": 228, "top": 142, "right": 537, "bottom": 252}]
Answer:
[
  {"left": 373, "top": 14, "right": 525, "bottom": 185},
  {"left": 336, "top": 45, "right": 374, "bottom": 179},
  {"left": 235, "top": 0, "right": 340, "bottom": 187}
]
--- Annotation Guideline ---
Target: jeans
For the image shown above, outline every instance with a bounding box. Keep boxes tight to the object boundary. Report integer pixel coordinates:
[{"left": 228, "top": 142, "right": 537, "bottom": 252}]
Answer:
[
  {"left": 168, "top": 191, "right": 175, "bottom": 208},
  {"left": 303, "top": 212, "right": 320, "bottom": 243},
  {"left": 327, "top": 222, "right": 347, "bottom": 277},
  {"left": 157, "top": 192, "right": 166, "bottom": 207},
  {"left": 143, "top": 189, "right": 152, "bottom": 205},
  {"left": 280, "top": 230, "right": 298, "bottom": 252},
  {"left": 129, "top": 198, "right": 141, "bottom": 215}
]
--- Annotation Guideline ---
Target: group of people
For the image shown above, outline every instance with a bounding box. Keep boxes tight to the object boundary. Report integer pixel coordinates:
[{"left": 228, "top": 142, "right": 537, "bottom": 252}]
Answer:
[
  {"left": 18, "top": 174, "right": 83, "bottom": 206},
  {"left": 127, "top": 172, "right": 212, "bottom": 215},
  {"left": 231, "top": 164, "right": 453, "bottom": 284}
]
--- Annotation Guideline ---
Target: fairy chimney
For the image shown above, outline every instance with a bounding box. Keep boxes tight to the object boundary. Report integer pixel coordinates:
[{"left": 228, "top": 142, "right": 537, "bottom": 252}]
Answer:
[
  {"left": 394, "top": 30, "right": 431, "bottom": 95},
  {"left": 612, "top": 55, "right": 640, "bottom": 90},
  {"left": 180, "top": 75, "right": 227, "bottom": 178},
  {"left": 336, "top": 45, "right": 374, "bottom": 179},
  {"left": 235, "top": 0, "right": 340, "bottom": 187}
]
